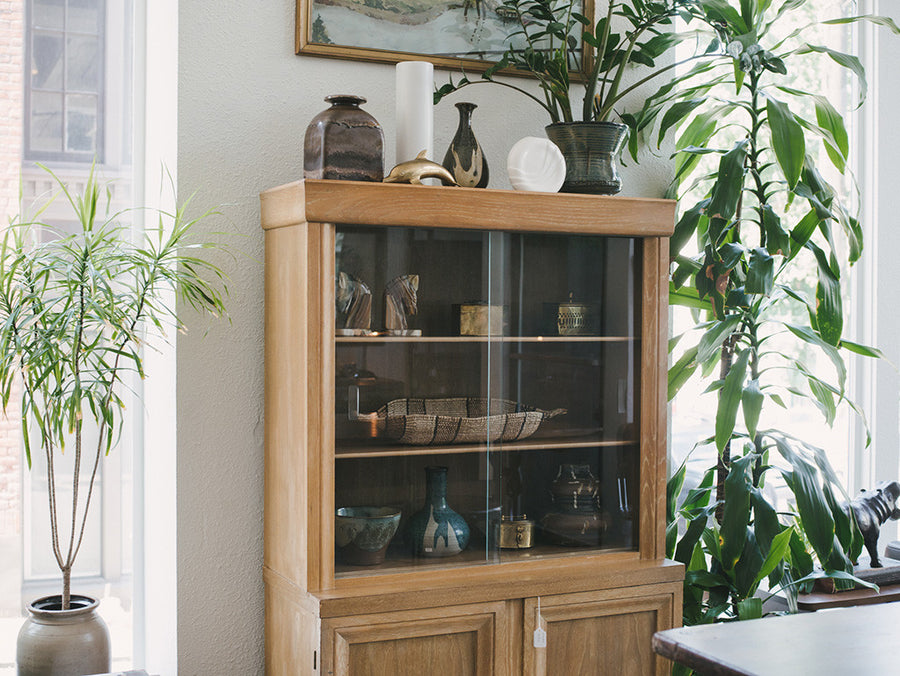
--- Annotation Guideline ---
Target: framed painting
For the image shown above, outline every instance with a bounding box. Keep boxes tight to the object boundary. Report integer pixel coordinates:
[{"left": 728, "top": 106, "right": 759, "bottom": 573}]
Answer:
[{"left": 295, "top": 0, "right": 594, "bottom": 73}]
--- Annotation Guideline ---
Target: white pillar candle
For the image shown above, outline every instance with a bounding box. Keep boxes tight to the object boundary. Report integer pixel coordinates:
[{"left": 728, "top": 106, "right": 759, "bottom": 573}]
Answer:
[{"left": 395, "top": 61, "right": 434, "bottom": 166}]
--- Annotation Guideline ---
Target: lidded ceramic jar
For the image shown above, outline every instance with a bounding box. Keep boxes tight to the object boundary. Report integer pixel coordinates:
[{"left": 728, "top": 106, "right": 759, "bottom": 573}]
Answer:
[{"left": 304, "top": 95, "right": 384, "bottom": 182}]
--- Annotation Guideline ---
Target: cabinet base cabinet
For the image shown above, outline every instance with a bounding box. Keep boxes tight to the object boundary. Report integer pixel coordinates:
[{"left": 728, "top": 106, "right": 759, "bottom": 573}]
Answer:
[
  {"left": 322, "top": 601, "right": 511, "bottom": 676},
  {"left": 265, "top": 575, "right": 680, "bottom": 675},
  {"left": 523, "top": 584, "right": 678, "bottom": 676}
]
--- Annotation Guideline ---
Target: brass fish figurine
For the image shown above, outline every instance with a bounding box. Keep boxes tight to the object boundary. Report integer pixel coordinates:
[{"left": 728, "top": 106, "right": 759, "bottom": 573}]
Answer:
[{"left": 383, "top": 150, "right": 459, "bottom": 186}]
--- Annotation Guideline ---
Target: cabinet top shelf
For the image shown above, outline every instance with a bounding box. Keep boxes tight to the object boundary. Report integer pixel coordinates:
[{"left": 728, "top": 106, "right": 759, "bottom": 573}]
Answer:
[{"left": 260, "top": 179, "right": 676, "bottom": 237}]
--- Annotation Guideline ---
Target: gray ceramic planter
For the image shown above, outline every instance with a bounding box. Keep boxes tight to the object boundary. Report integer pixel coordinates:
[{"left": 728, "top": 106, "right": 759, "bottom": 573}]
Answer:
[{"left": 16, "top": 594, "right": 111, "bottom": 676}]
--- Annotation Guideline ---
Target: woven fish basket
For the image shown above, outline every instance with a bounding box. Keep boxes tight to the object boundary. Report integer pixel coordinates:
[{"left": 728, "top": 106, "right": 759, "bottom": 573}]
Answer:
[{"left": 377, "top": 397, "right": 565, "bottom": 445}]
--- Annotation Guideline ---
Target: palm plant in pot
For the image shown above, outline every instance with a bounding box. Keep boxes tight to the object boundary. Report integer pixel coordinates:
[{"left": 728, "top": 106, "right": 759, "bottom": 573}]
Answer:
[
  {"left": 8, "top": 166, "right": 228, "bottom": 676},
  {"left": 627, "top": 0, "right": 898, "bottom": 636},
  {"left": 435, "top": 0, "right": 706, "bottom": 193}
]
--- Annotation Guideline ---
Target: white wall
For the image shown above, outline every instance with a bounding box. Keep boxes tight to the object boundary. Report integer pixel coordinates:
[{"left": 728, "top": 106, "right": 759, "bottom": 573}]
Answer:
[{"left": 174, "top": 1, "right": 674, "bottom": 673}]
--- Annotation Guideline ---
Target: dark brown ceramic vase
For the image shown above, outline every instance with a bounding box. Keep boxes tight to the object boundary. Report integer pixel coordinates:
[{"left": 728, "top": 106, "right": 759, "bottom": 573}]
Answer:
[
  {"left": 304, "top": 95, "right": 384, "bottom": 182},
  {"left": 541, "top": 463, "right": 607, "bottom": 546}
]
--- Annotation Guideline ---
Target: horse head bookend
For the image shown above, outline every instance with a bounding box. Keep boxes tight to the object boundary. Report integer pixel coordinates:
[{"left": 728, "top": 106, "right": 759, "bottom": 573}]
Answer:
[
  {"left": 384, "top": 274, "right": 421, "bottom": 336},
  {"left": 336, "top": 271, "right": 372, "bottom": 335}
]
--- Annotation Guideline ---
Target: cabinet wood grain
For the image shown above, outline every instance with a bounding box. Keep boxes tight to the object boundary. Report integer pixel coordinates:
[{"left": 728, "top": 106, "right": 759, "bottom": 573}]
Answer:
[{"left": 261, "top": 180, "right": 681, "bottom": 675}]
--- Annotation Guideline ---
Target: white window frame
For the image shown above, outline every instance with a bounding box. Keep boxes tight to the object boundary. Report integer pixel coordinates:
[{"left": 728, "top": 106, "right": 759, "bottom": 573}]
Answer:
[
  {"left": 132, "top": 0, "right": 178, "bottom": 671},
  {"left": 850, "top": 0, "right": 900, "bottom": 537}
]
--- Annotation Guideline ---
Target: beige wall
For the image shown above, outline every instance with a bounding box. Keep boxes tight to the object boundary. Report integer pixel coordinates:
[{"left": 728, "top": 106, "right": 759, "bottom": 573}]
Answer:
[{"left": 175, "top": 1, "right": 674, "bottom": 673}]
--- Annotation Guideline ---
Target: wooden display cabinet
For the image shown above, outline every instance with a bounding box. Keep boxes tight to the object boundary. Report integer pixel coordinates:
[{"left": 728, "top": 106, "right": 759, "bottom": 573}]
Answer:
[{"left": 260, "top": 179, "right": 682, "bottom": 675}]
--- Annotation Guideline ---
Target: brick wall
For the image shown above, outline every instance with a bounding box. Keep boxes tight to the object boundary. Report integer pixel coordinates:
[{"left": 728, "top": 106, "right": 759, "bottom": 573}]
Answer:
[{"left": 0, "top": 0, "right": 23, "bottom": 538}]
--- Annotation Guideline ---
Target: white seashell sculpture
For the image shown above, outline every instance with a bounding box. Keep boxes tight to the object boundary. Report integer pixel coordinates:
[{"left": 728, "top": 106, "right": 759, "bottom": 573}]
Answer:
[{"left": 506, "top": 136, "right": 567, "bottom": 192}]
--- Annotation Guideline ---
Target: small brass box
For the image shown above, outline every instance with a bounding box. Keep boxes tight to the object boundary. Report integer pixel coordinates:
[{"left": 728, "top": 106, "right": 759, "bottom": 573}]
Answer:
[
  {"left": 496, "top": 515, "right": 534, "bottom": 549},
  {"left": 454, "top": 303, "right": 508, "bottom": 336}
]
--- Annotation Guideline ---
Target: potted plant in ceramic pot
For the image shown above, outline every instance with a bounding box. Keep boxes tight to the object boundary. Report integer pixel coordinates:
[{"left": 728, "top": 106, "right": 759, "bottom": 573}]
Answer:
[
  {"left": 8, "top": 166, "right": 228, "bottom": 676},
  {"left": 435, "top": 0, "right": 707, "bottom": 193}
]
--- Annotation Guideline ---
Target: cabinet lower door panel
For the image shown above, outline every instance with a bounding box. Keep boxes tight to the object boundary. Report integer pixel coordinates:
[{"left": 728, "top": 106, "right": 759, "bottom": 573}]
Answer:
[
  {"left": 322, "top": 601, "right": 510, "bottom": 676},
  {"left": 523, "top": 586, "right": 676, "bottom": 676}
]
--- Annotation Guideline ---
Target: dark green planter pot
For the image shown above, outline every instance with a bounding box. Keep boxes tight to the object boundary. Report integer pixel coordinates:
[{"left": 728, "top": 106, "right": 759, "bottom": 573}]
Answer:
[{"left": 545, "top": 121, "right": 629, "bottom": 195}]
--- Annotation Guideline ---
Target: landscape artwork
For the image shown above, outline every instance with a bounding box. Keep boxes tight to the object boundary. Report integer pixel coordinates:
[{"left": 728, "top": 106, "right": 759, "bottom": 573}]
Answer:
[{"left": 298, "top": 0, "right": 588, "bottom": 66}]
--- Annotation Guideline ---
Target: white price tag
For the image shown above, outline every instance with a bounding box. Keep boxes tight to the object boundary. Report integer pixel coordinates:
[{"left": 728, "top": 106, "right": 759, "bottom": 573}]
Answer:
[{"left": 533, "top": 627, "right": 547, "bottom": 648}]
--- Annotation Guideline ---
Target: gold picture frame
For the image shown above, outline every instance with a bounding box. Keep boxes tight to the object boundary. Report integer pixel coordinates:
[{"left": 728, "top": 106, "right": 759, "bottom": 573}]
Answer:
[{"left": 295, "top": 0, "right": 594, "bottom": 74}]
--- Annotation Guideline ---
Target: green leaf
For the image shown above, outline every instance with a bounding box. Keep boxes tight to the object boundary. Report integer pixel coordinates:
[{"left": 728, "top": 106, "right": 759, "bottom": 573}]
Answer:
[
  {"left": 671, "top": 284, "right": 713, "bottom": 312},
  {"left": 799, "top": 44, "right": 867, "bottom": 106},
  {"left": 706, "top": 140, "right": 748, "bottom": 225},
  {"left": 788, "top": 209, "right": 820, "bottom": 259},
  {"left": 766, "top": 97, "right": 805, "bottom": 189},
  {"left": 807, "top": 241, "right": 844, "bottom": 345},
  {"left": 746, "top": 247, "right": 774, "bottom": 295},
  {"left": 737, "top": 597, "right": 763, "bottom": 621},
  {"left": 754, "top": 527, "right": 794, "bottom": 586},
  {"left": 815, "top": 97, "right": 849, "bottom": 172},
  {"left": 658, "top": 99, "right": 707, "bottom": 147},
  {"left": 697, "top": 315, "right": 741, "bottom": 365},
  {"left": 741, "top": 379, "right": 763, "bottom": 440},
  {"left": 671, "top": 200, "right": 707, "bottom": 257},
  {"left": 669, "top": 345, "right": 699, "bottom": 401},
  {"left": 720, "top": 452, "right": 754, "bottom": 570},
  {"left": 716, "top": 348, "right": 750, "bottom": 453},
  {"left": 667, "top": 461, "right": 687, "bottom": 524},
  {"left": 762, "top": 205, "right": 791, "bottom": 257},
  {"left": 774, "top": 441, "right": 836, "bottom": 565},
  {"left": 839, "top": 339, "right": 884, "bottom": 359},
  {"left": 676, "top": 507, "right": 716, "bottom": 565},
  {"left": 700, "top": 0, "right": 749, "bottom": 33},
  {"left": 784, "top": 323, "right": 847, "bottom": 392}
]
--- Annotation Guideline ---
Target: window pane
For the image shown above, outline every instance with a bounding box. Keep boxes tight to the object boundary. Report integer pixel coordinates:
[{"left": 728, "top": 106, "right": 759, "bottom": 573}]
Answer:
[
  {"left": 66, "top": 93, "right": 97, "bottom": 152},
  {"left": 67, "top": 35, "right": 100, "bottom": 92},
  {"left": 30, "top": 91, "right": 63, "bottom": 152},
  {"left": 32, "top": 0, "right": 64, "bottom": 30},
  {"left": 67, "top": 0, "right": 100, "bottom": 34},
  {"left": 27, "top": 449, "right": 102, "bottom": 578},
  {"left": 31, "top": 31, "right": 63, "bottom": 90}
]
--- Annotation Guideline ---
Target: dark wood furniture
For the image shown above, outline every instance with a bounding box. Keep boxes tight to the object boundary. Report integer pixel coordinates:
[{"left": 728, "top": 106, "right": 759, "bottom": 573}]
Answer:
[{"left": 653, "top": 601, "right": 900, "bottom": 675}]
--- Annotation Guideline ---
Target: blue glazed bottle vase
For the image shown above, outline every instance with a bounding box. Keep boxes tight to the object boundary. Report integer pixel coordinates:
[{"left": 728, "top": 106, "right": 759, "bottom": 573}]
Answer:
[{"left": 407, "top": 466, "right": 470, "bottom": 557}]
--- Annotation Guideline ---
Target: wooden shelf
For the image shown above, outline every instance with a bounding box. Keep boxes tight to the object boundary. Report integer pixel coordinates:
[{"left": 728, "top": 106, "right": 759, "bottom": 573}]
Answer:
[
  {"left": 335, "top": 335, "right": 637, "bottom": 344},
  {"left": 335, "top": 543, "right": 636, "bottom": 579},
  {"left": 334, "top": 434, "right": 637, "bottom": 459}
]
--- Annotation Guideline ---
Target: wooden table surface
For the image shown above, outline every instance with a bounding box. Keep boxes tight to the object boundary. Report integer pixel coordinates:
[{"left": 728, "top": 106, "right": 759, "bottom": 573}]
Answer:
[{"left": 653, "top": 601, "right": 900, "bottom": 675}]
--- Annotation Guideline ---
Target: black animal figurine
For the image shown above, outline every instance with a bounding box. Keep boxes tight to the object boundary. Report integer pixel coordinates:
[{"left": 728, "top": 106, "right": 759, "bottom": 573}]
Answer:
[{"left": 846, "top": 480, "right": 900, "bottom": 567}]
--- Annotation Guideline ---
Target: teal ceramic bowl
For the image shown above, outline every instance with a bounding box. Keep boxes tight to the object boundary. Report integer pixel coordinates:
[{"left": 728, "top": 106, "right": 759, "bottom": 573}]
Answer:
[{"left": 335, "top": 506, "right": 401, "bottom": 565}]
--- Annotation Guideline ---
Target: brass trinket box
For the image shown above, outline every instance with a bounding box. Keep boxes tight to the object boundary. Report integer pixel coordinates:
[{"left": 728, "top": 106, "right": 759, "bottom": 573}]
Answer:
[
  {"left": 544, "top": 294, "right": 600, "bottom": 336},
  {"left": 453, "top": 303, "right": 508, "bottom": 336},
  {"left": 496, "top": 515, "right": 534, "bottom": 549}
]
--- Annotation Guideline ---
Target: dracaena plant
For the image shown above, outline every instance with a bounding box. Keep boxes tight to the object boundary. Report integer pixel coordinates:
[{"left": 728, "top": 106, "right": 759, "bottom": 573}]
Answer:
[
  {"left": 1, "top": 165, "right": 228, "bottom": 609},
  {"left": 627, "top": 0, "right": 898, "bottom": 630},
  {"left": 434, "top": 0, "right": 704, "bottom": 124}
]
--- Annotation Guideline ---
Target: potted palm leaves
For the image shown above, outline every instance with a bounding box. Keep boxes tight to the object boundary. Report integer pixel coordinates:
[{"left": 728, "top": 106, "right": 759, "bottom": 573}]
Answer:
[
  {"left": 9, "top": 166, "right": 228, "bottom": 676},
  {"left": 435, "top": 0, "right": 703, "bottom": 193}
]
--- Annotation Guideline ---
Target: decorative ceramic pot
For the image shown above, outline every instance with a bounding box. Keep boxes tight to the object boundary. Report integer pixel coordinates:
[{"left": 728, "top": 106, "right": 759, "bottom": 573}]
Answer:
[
  {"left": 335, "top": 506, "right": 402, "bottom": 565},
  {"left": 304, "top": 95, "right": 384, "bottom": 182},
  {"left": 544, "top": 121, "right": 629, "bottom": 195},
  {"left": 541, "top": 463, "right": 607, "bottom": 546},
  {"left": 442, "top": 102, "right": 489, "bottom": 188},
  {"left": 16, "top": 594, "right": 111, "bottom": 676},
  {"left": 407, "top": 466, "right": 470, "bottom": 557}
]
